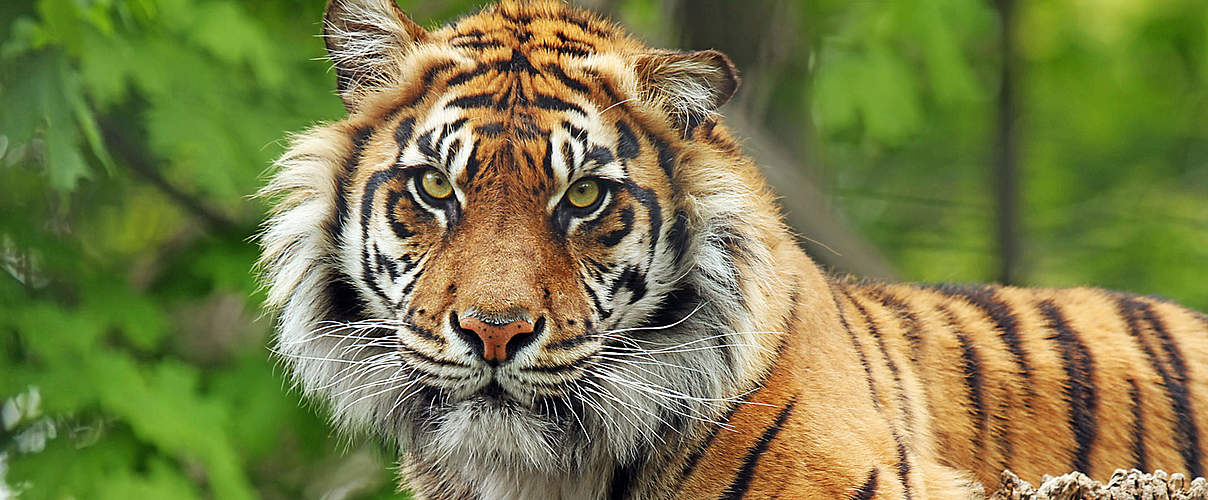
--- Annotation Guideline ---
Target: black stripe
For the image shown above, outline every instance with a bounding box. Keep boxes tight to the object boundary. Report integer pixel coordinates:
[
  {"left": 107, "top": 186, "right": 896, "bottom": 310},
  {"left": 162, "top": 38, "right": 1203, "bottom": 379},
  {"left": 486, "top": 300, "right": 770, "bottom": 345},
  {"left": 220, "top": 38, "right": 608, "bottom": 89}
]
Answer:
[
  {"left": 846, "top": 291, "right": 908, "bottom": 424},
  {"left": 667, "top": 210, "right": 691, "bottom": 266},
  {"left": 446, "top": 64, "right": 491, "bottom": 87},
  {"left": 676, "top": 280, "right": 801, "bottom": 488},
  {"left": 845, "top": 290, "right": 913, "bottom": 500},
  {"left": 607, "top": 461, "right": 638, "bottom": 500},
  {"left": 721, "top": 399, "right": 797, "bottom": 500},
  {"left": 545, "top": 331, "right": 592, "bottom": 351},
  {"left": 583, "top": 278, "right": 609, "bottom": 319},
  {"left": 394, "top": 117, "right": 416, "bottom": 147},
  {"left": 851, "top": 469, "right": 879, "bottom": 500},
  {"left": 541, "top": 140, "right": 555, "bottom": 180},
  {"left": 447, "top": 92, "right": 495, "bottom": 109},
  {"left": 1037, "top": 299, "right": 1098, "bottom": 473},
  {"left": 462, "top": 140, "right": 481, "bottom": 182},
  {"left": 616, "top": 120, "right": 640, "bottom": 160},
  {"left": 394, "top": 61, "right": 459, "bottom": 110},
  {"left": 646, "top": 130, "right": 676, "bottom": 179},
  {"left": 554, "top": 30, "right": 597, "bottom": 51},
  {"left": 504, "top": 50, "right": 536, "bottom": 75},
  {"left": 1118, "top": 295, "right": 1202, "bottom": 477},
  {"left": 926, "top": 285, "right": 1032, "bottom": 394},
  {"left": 474, "top": 122, "right": 506, "bottom": 137},
  {"left": 421, "top": 61, "right": 457, "bottom": 86},
  {"left": 895, "top": 439, "right": 913, "bottom": 500},
  {"left": 623, "top": 182, "right": 662, "bottom": 257},
  {"left": 533, "top": 93, "right": 584, "bottom": 114},
  {"left": 327, "top": 126, "right": 374, "bottom": 245},
  {"left": 862, "top": 287, "right": 923, "bottom": 362},
  {"left": 437, "top": 118, "right": 468, "bottom": 148},
  {"left": 535, "top": 43, "right": 592, "bottom": 58},
  {"left": 561, "top": 142, "right": 576, "bottom": 177},
  {"left": 585, "top": 145, "right": 614, "bottom": 167},
  {"left": 609, "top": 265, "right": 647, "bottom": 304},
  {"left": 543, "top": 64, "right": 591, "bottom": 93},
  {"left": 832, "top": 289, "right": 880, "bottom": 411},
  {"left": 416, "top": 130, "right": 437, "bottom": 159},
  {"left": 1127, "top": 377, "right": 1149, "bottom": 471},
  {"left": 597, "top": 207, "right": 634, "bottom": 247},
  {"left": 323, "top": 270, "right": 366, "bottom": 322},
  {"left": 941, "top": 304, "right": 986, "bottom": 469},
  {"left": 564, "top": 15, "right": 612, "bottom": 39},
  {"left": 355, "top": 163, "right": 403, "bottom": 309},
  {"left": 384, "top": 190, "right": 414, "bottom": 239},
  {"left": 451, "top": 39, "right": 504, "bottom": 50}
]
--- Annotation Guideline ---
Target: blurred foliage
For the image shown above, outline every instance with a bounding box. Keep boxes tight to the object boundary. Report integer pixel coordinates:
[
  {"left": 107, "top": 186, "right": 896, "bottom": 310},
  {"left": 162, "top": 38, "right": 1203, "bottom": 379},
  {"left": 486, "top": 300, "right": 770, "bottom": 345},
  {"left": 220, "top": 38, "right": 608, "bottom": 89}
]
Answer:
[{"left": 0, "top": 0, "right": 1205, "bottom": 498}]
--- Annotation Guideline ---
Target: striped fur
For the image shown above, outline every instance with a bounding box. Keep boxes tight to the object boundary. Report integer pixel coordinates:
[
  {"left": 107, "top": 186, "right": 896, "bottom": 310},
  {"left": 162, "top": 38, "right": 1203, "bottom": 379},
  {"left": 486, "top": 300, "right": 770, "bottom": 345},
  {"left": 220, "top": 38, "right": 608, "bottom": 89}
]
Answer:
[{"left": 257, "top": 1, "right": 1208, "bottom": 499}]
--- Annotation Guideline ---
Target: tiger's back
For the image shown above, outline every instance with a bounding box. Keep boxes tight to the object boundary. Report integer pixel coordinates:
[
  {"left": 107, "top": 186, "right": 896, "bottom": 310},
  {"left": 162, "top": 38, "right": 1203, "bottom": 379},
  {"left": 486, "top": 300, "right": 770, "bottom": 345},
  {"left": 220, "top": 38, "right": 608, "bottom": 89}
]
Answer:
[{"left": 836, "top": 282, "right": 1208, "bottom": 489}]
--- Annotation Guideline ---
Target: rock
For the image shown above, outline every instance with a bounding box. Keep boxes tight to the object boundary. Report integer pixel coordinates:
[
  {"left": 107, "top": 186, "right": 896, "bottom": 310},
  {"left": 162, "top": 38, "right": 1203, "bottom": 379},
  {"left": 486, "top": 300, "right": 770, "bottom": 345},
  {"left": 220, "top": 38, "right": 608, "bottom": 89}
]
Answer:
[{"left": 989, "top": 469, "right": 1208, "bottom": 499}]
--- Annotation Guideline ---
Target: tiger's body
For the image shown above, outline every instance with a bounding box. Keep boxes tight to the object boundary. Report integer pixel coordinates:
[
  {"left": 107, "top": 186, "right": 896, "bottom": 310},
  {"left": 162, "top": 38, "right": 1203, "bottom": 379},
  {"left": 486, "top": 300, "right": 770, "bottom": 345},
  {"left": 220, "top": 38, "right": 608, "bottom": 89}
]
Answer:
[{"left": 257, "top": 1, "right": 1208, "bottom": 498}]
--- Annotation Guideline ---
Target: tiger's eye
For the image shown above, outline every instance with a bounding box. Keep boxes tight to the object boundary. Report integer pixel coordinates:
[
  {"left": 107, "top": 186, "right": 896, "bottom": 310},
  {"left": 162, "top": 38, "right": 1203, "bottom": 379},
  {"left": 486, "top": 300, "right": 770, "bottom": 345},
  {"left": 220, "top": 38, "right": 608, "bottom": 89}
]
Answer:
[
  {"left": 421, "top": 169, "right": 453, "bottom": 199},
  {"left": 566, "top": 179, "right": 601, "bottom": 208}
]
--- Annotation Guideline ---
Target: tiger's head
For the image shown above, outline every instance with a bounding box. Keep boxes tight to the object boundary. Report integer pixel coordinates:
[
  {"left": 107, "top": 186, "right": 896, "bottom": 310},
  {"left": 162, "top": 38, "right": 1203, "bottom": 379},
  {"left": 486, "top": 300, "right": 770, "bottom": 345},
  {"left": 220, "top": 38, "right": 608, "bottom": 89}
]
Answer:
[{"left": 259, "top": 0, "right": 790, "bottom": 482}]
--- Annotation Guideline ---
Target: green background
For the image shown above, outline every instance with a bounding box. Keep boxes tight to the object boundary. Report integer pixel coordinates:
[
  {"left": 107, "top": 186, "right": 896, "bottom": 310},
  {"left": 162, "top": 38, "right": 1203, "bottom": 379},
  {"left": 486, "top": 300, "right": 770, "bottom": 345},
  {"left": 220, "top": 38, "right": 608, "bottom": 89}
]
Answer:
[{"left": 1, "top": 0, "right": 1205, "bottom": 497}]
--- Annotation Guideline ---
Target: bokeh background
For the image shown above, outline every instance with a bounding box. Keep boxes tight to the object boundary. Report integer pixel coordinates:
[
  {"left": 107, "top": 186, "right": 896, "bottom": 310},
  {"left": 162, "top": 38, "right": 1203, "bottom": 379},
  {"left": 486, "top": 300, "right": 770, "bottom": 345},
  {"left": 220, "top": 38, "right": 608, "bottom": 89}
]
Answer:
[{"left": 2, "top": 0, "right": 1206, "bottom": 498}]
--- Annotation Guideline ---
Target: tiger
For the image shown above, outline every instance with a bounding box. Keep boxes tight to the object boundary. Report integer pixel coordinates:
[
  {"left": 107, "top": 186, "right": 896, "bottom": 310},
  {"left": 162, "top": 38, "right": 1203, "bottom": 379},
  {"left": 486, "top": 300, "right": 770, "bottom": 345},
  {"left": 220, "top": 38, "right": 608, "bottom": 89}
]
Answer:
[{"left": 255, "top": 0, "right": 1208, "bottom": 498}]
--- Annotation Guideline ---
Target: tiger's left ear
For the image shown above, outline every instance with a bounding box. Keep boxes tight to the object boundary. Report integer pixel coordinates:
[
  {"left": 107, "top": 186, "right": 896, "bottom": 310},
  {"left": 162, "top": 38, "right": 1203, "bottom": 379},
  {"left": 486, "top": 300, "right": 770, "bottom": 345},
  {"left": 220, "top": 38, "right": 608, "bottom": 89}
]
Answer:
[
  {"left": 324, "top": 0, "right": 430, "bottom": 110},
  {"left": 634, "top": 50, "right": 740, "bottom": 130}
]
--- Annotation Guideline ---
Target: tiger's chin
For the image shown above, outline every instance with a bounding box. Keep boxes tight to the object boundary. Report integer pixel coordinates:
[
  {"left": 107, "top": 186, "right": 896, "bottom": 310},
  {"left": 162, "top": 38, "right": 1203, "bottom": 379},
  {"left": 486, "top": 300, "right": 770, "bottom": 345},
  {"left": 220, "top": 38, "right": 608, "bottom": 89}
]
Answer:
[{"left": 404, "top": 390, "right": 605, "bottom": 477}]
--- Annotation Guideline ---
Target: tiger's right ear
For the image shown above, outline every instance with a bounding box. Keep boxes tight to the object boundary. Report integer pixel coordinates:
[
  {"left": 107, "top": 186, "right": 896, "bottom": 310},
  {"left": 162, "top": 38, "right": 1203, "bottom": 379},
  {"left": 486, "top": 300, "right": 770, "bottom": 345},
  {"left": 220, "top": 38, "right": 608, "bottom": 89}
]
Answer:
[{"left": 324, "top": 0, "right": 429, "bottom": 109}]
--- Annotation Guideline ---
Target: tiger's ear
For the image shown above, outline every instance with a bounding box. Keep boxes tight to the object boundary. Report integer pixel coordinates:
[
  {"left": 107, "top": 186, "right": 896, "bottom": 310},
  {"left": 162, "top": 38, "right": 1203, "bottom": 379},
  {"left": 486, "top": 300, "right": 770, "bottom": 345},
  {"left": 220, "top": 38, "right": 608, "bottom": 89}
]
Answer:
[
  {"left": 324, "top": 0, "right": 430, "bottom": 109},
  {"left": 634, "top": 50, "right": 739, "bottom": 129}
]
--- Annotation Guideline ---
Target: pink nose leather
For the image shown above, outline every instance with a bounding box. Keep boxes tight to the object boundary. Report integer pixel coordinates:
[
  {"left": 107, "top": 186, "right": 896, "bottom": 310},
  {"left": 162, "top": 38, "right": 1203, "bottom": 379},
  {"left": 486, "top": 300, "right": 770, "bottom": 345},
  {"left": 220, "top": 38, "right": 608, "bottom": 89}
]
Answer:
[{"left": 458, "top": 317, "right": 535, "bottom": 363}]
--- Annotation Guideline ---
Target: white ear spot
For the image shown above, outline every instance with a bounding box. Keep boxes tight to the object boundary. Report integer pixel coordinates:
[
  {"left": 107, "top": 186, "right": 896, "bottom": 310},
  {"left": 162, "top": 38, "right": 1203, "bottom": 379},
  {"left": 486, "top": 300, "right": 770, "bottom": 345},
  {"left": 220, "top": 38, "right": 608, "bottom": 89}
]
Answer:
[
  {"left": 323, "top": 0, "right": 430, "bottom": 109},
  {"left": 634, "top": 49, "right": 739, "bottom": 129}
]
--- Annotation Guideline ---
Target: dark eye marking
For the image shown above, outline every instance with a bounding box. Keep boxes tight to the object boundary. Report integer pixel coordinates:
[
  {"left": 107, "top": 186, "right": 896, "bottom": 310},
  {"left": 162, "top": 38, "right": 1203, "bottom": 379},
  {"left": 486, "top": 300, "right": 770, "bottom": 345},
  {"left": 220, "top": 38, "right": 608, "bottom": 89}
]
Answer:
[
  {"left": 624, "top": 181, "right": 663, "bottom": 256},
  {"left": 385, "top": 189, "right": 415, "bottom": 239},
  {"left": 597, "top": 206, "right": 634, "bottom": 247}
]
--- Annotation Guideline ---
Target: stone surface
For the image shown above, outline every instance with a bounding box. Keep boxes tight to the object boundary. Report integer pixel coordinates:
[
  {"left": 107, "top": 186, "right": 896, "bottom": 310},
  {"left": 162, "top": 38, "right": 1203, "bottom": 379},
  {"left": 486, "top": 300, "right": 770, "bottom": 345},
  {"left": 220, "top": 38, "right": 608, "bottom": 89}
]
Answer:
[{"left": 989, "top": 469, "right": 1208, "bottom": 499}]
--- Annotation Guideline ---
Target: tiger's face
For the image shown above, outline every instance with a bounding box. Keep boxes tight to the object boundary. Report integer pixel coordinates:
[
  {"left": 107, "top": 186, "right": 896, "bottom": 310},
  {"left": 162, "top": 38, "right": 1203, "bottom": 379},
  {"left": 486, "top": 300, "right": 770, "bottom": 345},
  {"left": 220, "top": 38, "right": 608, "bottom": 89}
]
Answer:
[{"left": 261, "top": 0, "right": 757, "bottom": 476}]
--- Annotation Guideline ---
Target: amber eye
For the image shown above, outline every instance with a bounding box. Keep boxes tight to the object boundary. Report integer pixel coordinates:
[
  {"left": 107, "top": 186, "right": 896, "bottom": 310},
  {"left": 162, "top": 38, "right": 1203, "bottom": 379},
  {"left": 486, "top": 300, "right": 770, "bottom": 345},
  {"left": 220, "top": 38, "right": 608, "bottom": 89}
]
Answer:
[
  {"left": 565, "top": 179, "right": 601, "bottom": 208},
  {"left": 420, "top": 169, "right": 453, "bottom": 199}
]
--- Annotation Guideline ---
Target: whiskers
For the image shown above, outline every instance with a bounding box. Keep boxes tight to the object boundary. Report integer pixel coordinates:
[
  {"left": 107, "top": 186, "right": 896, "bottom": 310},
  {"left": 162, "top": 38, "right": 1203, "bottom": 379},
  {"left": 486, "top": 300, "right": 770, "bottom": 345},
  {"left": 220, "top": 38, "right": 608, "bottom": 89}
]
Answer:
[
  {"left": 272, "top": 318, "right": 431, "bottom": 428},
  {"left": 533, "top": 304, "right": 782, "bottom": 450}
]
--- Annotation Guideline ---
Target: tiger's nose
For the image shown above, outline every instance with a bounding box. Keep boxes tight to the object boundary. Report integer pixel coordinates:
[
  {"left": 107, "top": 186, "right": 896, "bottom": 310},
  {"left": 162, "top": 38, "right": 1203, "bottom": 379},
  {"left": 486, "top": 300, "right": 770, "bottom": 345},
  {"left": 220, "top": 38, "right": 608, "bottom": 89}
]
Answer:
[{"left": 454, "top": 315, "right": 540, "bottom": 365}]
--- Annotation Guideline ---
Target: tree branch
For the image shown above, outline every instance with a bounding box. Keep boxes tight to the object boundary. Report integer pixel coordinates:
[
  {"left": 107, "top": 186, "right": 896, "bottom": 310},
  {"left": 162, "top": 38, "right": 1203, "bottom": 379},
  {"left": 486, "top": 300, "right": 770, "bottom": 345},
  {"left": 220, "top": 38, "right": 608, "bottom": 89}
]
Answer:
[{"left": 98, "top": 118, "right": 237, "bottom": 232}]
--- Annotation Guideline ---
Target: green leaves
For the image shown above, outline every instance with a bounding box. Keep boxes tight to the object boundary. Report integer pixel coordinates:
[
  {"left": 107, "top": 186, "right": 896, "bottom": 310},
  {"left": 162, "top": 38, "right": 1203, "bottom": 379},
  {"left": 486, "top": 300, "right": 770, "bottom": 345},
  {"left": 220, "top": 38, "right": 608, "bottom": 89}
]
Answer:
[{"left": 0, "top": 0, "right": 395, "bottom": 497}]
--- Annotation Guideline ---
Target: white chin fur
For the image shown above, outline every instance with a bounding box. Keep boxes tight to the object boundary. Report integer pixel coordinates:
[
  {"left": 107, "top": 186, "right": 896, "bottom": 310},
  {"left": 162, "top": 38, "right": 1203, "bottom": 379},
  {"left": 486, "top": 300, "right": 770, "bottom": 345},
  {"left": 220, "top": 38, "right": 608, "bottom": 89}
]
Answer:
[{"left": 426, "top": 399, "right": 566, "bottom": 473}]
